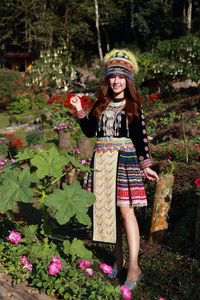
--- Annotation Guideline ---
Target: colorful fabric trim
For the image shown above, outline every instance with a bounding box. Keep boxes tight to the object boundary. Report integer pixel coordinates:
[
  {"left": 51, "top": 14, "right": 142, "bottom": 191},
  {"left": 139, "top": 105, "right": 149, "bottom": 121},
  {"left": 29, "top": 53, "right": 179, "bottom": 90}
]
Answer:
[
  {"left": 94, "top": 138, "right": 134, "bottom": 152},
  {"left": 139, "top": 158, "right": 152, "bottom": 170},
  {"left": 104, "top": 49, "right": 139, "bottom": 82},
  {"left": 106, "top": 67, "right": 135, "bottom": 82},
  {"left": 117, "top": 151, "right": 147, "bottom": 207},
  {"left": 76, "top": 109, "right": 86, "bottom": 119}
]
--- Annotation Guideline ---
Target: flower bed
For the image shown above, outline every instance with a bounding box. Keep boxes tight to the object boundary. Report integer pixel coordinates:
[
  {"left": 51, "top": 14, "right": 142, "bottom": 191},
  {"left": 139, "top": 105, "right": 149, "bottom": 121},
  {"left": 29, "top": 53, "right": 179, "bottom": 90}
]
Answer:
[
  {"left": 150, "top": 139, "right": 200, "bottom": 163},
  {"left": 47, "top": 93, "right": 95, "bottom": 117}
]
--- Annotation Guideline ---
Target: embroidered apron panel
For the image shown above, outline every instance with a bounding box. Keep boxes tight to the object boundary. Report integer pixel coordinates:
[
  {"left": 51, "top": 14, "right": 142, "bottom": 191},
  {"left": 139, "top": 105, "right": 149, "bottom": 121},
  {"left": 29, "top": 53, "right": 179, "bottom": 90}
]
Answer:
[{"left": 93, "top": 150, "right": 118, "bottom": 243}]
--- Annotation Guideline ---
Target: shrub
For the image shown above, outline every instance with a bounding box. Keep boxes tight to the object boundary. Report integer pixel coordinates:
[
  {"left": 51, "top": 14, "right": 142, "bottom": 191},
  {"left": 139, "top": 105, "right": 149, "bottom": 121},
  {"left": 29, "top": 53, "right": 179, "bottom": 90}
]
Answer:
[
  {"left": 28, "top": 47, "right": 76, "bottom": 90},
  {"left": 0, "top": 69, "right": 27, "bottom": 107},
  {"left": 26, "top": 130, "right": 43, "bottom": 146},
  {"left": 9, "top": 114, "right": 27, "bottom": 125},
  {"left": 0, "top": 143, "right": 8, "bottom": 155},
  {"left": 7, "top": 94, "right": 29, "bottom": 114}
]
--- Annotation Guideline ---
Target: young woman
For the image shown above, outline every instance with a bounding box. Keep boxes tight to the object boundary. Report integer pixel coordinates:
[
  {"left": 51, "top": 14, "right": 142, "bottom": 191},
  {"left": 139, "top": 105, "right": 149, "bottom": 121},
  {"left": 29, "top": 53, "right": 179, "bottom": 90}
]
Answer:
[{"left": 70, "top": 49, "right": 159, "bottom": 290}]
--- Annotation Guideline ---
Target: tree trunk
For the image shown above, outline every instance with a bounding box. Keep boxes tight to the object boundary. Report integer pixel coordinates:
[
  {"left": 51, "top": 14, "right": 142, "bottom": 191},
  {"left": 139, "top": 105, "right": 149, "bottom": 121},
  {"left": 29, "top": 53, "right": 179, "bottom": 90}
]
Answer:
[
  {"left": 130, "top": 0, "right": 134, "bottom": 30},
  {"left": 187, "top": 0, "right": 192, "bottom": 31},
  {"left": 129, "top": 0, "right": 137, "bottom": 45},
  {"left": 64, "top": 4, "right": 70, "bottom": 48},
  {"left": 58, "top": 131, "right": 71, "bottom": 150},
  {"left": 94, "top": 0, "right": 103, "bottom": 62},
  {"left": 149, "top": 174, "right": 174, "bottom": 244},
  {"left": 183, "top": 0, "right": 187, "bottom": 25},
  {"left": 105, "top": 9, "right": 110, "bottom": 52}
]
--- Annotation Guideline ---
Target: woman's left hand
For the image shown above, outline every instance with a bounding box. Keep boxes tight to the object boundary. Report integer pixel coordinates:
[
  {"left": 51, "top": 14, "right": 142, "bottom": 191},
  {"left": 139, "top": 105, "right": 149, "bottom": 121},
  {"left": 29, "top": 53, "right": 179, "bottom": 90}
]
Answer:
[{"left": 143, "top": 167, "right": 159, "bottom": 182}]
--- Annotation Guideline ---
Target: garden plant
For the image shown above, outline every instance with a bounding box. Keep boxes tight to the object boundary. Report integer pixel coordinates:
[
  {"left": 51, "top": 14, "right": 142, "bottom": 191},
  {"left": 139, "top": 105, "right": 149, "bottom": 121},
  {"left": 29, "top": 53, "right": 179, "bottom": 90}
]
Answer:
[{"left": 0, "top": 37, "right": 200, "bottom": 299}]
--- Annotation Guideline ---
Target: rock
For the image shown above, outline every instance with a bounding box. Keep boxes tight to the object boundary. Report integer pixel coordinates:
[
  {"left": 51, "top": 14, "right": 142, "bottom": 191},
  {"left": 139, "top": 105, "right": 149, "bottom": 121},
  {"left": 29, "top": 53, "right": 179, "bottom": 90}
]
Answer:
[
  {"left": 29, "top": 144, "right": 45, "bottom": 150},
  {"left": 0, "top": 280, "right": 55, "bottom": 300},
  {"left": 76, "top": 66, "right": 97, "bottom": 85},
  {"left": 24, "top": 125, "right": 39, "bottom": 132},
  {"left": 0, "top": 272, "right": 56, "bottom": 300}
]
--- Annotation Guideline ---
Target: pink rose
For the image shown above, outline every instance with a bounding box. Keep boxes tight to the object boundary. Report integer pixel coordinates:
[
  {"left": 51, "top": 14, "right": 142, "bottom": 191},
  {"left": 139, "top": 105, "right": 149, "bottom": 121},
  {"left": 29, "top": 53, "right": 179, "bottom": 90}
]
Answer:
[
  {"left": 7, "top": 231, "right": 21, "bottom": 244},
  {"left": 100, "top": 263, "right": 112, "bottom": 274}
]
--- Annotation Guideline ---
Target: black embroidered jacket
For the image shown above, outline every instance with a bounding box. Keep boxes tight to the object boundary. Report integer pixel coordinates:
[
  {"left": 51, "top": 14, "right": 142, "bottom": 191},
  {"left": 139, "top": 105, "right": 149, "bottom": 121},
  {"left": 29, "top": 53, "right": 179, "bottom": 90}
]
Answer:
[{"left": 77, "top": 100, "right": 152, "bottom": 169}]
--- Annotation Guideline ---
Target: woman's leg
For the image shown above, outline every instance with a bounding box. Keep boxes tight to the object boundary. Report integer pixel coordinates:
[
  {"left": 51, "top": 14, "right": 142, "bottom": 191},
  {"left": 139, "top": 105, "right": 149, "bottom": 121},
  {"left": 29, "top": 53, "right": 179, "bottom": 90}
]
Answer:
[
  {"left": 119, "top": 206, "right": 141, "bottom": 283},
  {"left": 112, "top": 208, "right": 124, "bottom": 270}
]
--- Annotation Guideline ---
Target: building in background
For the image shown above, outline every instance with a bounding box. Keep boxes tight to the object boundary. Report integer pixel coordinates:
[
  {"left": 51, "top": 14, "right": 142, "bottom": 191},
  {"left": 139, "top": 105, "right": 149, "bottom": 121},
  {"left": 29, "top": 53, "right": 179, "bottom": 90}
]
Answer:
[{"left": 0, "top": 53, "right": 35, "bottom": 72}]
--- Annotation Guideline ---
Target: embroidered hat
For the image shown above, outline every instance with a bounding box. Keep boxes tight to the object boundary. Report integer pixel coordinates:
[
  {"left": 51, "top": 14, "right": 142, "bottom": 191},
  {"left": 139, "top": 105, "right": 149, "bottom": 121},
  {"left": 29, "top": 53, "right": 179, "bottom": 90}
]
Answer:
[{"left": 104, "top": 49, "right": 139, "bottom": 81}]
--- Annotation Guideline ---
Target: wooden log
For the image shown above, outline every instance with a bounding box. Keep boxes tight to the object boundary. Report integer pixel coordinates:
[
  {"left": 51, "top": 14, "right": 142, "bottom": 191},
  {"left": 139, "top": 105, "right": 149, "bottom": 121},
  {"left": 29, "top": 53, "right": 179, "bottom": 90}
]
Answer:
[{"left": 149, "top": 174, "right": 174, "bottom": 244}]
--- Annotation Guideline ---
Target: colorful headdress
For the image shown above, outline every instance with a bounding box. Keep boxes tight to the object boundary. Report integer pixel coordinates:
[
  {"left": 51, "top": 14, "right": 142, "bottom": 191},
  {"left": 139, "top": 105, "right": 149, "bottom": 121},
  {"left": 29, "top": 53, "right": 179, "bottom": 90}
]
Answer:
[{"left": 104, "top": 49, "right": 139, "bottom": 81}]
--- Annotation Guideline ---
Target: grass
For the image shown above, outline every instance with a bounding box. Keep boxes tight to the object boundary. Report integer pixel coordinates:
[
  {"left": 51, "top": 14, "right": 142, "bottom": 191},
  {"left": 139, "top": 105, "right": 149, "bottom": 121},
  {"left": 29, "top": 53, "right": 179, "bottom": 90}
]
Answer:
[{"left": 0, "top": 111, "right": 10, "bottom": 129}]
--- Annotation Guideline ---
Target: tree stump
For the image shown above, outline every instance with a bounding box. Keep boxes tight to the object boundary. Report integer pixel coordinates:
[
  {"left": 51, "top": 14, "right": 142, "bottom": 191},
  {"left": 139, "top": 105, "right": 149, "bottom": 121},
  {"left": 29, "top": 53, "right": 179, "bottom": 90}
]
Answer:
[
  {"left": 149, "top": 174, "right": 174, "bottom": 244},
  {"left": 77, "top": 136, "right": 92, "bottom": 157},
  {"left": 58, "top": 131, "right": 71, "bottom": 150}
]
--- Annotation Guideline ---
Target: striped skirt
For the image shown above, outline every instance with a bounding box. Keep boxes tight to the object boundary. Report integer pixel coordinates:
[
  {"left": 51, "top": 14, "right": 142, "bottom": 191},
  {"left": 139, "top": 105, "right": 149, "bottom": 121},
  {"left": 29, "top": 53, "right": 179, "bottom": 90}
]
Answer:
[{"left": 87, "top": 138, "right": 147, "bottom": 243}]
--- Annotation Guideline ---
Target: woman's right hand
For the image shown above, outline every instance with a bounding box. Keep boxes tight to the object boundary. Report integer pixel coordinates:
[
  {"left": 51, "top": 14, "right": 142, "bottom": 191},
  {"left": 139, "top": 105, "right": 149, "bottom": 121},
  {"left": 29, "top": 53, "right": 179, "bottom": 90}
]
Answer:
[{"left": 70, "top": 95, "right": 82, "bottom": 111}]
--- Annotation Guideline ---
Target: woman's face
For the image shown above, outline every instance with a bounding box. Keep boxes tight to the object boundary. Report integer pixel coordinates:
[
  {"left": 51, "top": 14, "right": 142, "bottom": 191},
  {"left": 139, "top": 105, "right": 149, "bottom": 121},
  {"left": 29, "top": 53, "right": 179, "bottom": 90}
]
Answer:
[{"left": 109, "top": 74, "right": 126, "bottom": 98}]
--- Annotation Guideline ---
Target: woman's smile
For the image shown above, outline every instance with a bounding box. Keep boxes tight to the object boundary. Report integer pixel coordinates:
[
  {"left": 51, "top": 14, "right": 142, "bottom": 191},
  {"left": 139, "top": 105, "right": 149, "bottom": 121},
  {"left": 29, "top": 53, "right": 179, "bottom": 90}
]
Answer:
[{"left": 109, "top": 75, "right": 126, "bottom": 98}]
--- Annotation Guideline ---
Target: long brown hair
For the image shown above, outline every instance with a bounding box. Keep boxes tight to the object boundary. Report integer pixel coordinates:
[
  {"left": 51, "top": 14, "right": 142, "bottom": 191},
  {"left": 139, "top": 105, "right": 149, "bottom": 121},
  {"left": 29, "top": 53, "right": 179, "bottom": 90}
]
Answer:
[{"left": 93, "top": 76, "right": 141, "bottom": 123}]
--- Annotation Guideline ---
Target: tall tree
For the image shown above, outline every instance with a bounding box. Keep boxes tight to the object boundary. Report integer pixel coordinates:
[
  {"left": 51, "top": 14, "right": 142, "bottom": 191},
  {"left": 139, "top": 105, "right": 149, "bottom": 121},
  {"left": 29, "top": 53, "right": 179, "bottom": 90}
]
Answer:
[
  {"left": 94, "top": 0, "right": 103, "bottom": 61},
  {"left": 187, "top": 0, "right": 193, "bottom": 31}
]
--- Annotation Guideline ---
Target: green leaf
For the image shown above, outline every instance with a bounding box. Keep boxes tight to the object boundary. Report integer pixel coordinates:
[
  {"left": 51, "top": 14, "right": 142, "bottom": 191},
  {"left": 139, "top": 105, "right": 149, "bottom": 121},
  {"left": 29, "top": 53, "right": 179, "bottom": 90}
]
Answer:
[
  {"left": 63, "top": 238, "right": 92, "bottom": 260},
  {"left": 22, "top": 224, "right": 38, "bottom": 238},
  {"left": 0, "top": 168, "right": 38, "bottom": 213},
  {"left": 69, "top": 157, "right": 91, "bottom": 173},
  {"left": 62, "top": 240, "right": 70, "bottom": 254},
  {"left": 14, "top": 148, "right": 35, "bottom": 162},
  {"left": 44, "top": 180, "right": 95, "bottom": 226},
  {"left": 30, "top": 147, "right": 69, "bottom": 179},
  {"left": 31, "top": 243, "right": 58, "bottom": 260}
]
